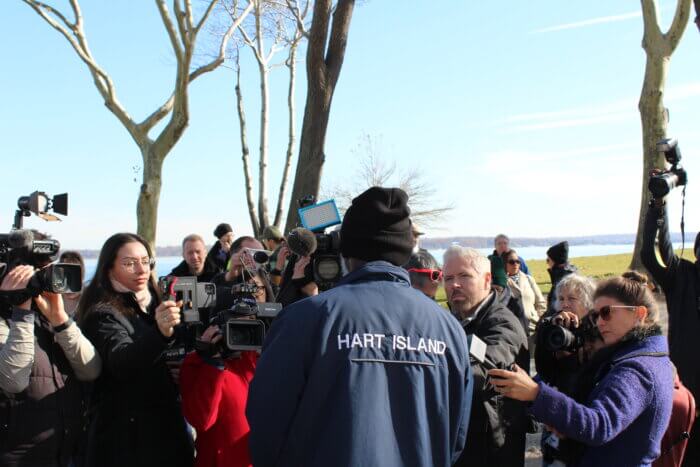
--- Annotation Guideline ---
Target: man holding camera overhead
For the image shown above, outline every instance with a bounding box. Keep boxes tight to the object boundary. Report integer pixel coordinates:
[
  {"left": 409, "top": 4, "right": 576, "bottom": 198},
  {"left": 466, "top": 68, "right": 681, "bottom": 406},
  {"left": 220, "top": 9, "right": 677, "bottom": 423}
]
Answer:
[
  {"left": 641, "top": 138, "right": 699, "bottom": 467},
  {"left": 246, "top": 187, "right": 473, "bottom": 467}
]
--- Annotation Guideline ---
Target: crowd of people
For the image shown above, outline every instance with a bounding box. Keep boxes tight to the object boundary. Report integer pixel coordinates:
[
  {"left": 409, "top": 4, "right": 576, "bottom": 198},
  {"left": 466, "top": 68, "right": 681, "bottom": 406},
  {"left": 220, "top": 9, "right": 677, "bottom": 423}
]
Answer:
[{"left": 0, "top": 186, "right": 698, "bottom": 467}]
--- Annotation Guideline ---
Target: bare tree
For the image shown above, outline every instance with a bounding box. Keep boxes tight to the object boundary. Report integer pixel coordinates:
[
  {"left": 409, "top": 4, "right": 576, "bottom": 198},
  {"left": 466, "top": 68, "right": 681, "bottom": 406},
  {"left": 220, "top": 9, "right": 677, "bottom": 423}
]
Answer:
[
  {"left": 283, "top": 0, "right": 355, "bottom": 233},
  {"left": 322, "top": 134, "right": 454, "bottom": 228},
  {"left": 226, "top": 0, "right": 309, "bottom": 236},
  {"left": 22, "top": 0, "right": 253, "bottom": 249},
  {"left": 630, "top": 0, "right": 692, "bottom": 270}
]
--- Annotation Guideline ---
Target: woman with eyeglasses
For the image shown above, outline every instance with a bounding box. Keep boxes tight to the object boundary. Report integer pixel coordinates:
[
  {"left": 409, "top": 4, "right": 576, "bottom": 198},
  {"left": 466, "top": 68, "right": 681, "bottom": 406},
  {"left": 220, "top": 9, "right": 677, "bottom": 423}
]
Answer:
[
  {"left": 502, "top": 249, "right": 546, "bottom": 335},
  {"left": 76, "top": 233, "right": 194, "bottom": 467},
  {"left": 489, "top": 272, "right": 674, "bottom": 467}
]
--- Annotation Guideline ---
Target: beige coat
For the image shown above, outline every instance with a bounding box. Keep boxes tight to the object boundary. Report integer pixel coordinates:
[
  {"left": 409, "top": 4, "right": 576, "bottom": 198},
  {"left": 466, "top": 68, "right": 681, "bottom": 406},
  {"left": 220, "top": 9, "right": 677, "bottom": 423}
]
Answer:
[{"left": 507, "top": 270, "right": 546, "bottom": 333}]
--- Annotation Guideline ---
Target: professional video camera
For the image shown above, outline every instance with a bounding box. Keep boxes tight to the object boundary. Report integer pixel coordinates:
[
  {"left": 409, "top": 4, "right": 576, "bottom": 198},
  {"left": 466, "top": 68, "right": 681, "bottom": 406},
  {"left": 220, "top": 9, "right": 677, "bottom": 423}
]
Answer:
[
  {"left": 648, "top": 138, "right": 687, "bottom": 199},
  {"left": 539, "top": 313, "right": 600, "bottom": 353},
  {"left": 293, "top": 196, "right": 343, "bottom": 290},
  {"left": 0, "top": 192, "right": 81, "bottom": 306},
  {"left": 158, "top": 272, "right": 281, "bottom": 359}
]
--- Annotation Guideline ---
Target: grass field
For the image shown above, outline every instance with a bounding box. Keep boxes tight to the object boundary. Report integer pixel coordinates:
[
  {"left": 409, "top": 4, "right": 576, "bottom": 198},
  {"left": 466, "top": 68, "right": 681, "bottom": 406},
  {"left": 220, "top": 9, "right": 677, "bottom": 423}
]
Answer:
[{"left": 435, "top": 248, "right": 695, "bottom": 304}]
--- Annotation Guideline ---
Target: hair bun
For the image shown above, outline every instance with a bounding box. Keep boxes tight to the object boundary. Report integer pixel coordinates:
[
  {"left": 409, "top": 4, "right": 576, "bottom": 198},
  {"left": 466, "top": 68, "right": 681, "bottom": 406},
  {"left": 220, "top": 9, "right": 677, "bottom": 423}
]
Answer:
[{"left": 622, "top": 270, "right": 654, "bottom": 291}]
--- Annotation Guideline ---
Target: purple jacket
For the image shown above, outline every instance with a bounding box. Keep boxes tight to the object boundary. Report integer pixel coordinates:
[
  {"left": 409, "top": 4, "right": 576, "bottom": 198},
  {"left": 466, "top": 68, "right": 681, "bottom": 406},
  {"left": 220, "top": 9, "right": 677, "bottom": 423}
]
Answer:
[{"left": 530, "top": 334, "right": 673, "bottom": 467}]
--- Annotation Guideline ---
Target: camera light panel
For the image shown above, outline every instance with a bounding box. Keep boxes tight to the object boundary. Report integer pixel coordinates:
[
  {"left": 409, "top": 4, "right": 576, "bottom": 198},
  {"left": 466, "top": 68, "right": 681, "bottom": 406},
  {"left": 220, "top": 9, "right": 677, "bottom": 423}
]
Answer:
[{"left": 298, "top": 199, "right": 342, "bottom": 232}]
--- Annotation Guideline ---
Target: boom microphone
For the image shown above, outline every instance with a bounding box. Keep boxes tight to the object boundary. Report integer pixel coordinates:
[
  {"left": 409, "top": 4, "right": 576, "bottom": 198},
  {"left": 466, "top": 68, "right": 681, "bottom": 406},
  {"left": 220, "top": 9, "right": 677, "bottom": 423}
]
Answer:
[
  {"left": 8, "top": 230, "right": 34, "bottom": 249},
  {"left": 287, "top": 228, "right": 317, "bottom": 257}
]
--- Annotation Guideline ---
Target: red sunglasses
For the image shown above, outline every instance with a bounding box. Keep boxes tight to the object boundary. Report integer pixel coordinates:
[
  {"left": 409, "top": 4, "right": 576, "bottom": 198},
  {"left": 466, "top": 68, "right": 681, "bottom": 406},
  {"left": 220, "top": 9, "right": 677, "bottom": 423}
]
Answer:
[
  {"left": 590, "top": 305, "right": 638, "bottom": 322},
  {"left": 407, "top": 268, "right": 443, "bottom": 282}
]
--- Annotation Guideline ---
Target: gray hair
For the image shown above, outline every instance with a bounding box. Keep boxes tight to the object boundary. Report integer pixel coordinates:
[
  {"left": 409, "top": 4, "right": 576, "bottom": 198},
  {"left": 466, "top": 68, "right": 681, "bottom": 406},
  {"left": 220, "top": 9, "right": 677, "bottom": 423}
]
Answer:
[
  {"left": 554, "top": 274, "right": 596, "bottom": 312},
  {"left": 443, "top": 245, "right": 491, "bottom": 276},
  {"left": 404, "top": 250, "right": 440, "bottom": 287},
  {"left": 494, "top": 234, "right": 509, "bottom": 245},
  {"left": 182, "top": 233, "right": 205, "bottom": 250}
]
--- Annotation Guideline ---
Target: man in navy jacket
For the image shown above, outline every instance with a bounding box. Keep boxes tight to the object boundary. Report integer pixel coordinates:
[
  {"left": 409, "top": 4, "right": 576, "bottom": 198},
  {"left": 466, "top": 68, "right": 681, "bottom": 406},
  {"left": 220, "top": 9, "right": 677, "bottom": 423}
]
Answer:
[{"left": 246, "top": 187, "right": 473, "bottom": 467}]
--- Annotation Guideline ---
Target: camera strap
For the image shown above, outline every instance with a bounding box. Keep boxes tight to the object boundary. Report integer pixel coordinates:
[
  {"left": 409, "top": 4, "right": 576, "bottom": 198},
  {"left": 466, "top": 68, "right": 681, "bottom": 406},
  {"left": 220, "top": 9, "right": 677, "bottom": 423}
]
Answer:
[{"left": 681, "top": 185, "right": 687, "bottom": 257}]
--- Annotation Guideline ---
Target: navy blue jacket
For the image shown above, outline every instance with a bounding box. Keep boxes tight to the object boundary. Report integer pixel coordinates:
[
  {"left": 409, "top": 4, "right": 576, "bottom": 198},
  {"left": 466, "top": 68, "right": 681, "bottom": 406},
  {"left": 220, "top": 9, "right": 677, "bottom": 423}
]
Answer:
[{"left": 246, "top": 261, "right": 472, "bottom": 467}]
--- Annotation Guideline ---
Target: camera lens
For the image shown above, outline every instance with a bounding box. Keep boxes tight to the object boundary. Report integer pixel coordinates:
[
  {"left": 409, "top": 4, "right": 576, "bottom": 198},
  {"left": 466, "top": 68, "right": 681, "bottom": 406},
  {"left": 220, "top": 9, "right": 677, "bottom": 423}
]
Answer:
[{"left": 316, "top": 257, "right": 341, "bottom": 281}]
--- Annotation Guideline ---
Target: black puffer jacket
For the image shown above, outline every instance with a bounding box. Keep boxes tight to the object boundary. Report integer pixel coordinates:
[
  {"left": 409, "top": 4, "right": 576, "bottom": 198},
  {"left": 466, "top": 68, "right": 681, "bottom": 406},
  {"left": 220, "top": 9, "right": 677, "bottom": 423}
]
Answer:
[
  {"left": 0, "top": 310, "right": 87, "bottom": 467},
  {"left": 641, "top": 204, "right": 700, "bottom": 399},
  {"left": 454, "top": 291, "right": 529, "bottom": 467},
  {"left": 205, "top": 240, "right": 231, "bottom": 273},
  {"left": 80, "top": 293, "right": 193, "bottom": 467}
]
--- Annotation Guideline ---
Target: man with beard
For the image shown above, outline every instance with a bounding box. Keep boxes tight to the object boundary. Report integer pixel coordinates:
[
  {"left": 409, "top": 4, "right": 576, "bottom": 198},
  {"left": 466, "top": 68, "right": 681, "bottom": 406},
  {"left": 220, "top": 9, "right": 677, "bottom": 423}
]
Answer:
[{"left": 443, "top": 245, "right": 528, "bottom": 467}]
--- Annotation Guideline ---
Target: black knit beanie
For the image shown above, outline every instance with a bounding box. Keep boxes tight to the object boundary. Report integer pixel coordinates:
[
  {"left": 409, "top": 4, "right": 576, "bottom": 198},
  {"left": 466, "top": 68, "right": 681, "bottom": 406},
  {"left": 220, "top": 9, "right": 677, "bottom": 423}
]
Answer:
[
  {"left": 214, "top": 223, "right": 233, "bottom": 239},
  {"left": 547, "top": 241, "right": 569, "bottom": 266},
  {"left": 340, "top": 187, "right": 413, "bottom": 266}
]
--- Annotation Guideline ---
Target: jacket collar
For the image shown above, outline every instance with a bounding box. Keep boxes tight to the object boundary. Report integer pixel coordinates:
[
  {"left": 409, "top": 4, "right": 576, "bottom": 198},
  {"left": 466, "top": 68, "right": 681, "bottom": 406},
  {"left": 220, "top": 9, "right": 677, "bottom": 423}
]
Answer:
[{"left": 337, "top": 261, "right": 410, "bottom": 287}]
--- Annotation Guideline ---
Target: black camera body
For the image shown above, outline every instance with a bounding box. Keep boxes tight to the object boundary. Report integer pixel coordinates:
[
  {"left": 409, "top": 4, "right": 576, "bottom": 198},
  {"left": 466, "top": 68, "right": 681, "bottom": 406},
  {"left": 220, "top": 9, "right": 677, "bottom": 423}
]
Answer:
[
  {"left": 297, "top": 196, "right": 344, "bottom": 291},
  {"left": 0, "top": 192, "right": 81, "bottom": 307},
  {"left": 158, "top": 276, "right": 281, "bottom": 360},
  {"left": 648, "top": 138, "right": 687, "bottom": 199},
  {"left": 539, "top": 314, "right": 599, "bottom": 353}
]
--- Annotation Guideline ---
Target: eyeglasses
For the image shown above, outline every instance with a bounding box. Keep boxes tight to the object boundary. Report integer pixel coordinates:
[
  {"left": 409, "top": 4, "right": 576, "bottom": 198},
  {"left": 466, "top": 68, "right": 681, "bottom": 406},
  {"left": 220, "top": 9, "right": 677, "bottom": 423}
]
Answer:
[
  {"left": 590, "top": 305, "right": 638, "bottom": 322},
  {"left": 507, "top": 259, "right": 521, "bottom": 265},
  {"left": 407, "top": 268, "right": 443, "bottom": 281},
  {"left": 119, "top": 257, "right": 155, "bottom": 272}
]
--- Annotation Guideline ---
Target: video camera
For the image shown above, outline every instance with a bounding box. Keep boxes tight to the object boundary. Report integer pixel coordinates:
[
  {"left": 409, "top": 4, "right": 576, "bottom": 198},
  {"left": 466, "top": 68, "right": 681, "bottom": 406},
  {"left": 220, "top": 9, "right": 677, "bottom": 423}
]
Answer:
[
  {"left": 539, "top": 313, "right": 600, "bottom": 353},
  {"left": 158, "top": 274, "right": 281, "bottom": 360},
  {"left": 296, "top": 196, "right": 343, "bottom": 290},
  {"left": 648, "top": 138, "right": 687, "bottom": 199},
  {"left": 0, "top": 192, "right": 81, "bottom": 306}
]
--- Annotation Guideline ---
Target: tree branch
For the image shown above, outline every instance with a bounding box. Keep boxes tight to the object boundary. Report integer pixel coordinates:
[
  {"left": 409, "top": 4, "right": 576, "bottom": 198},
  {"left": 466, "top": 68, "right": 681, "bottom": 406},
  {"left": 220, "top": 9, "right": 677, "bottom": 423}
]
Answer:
[
  {"left": 640, "top": 0, "right": 664, "bottom": 50},
  {"left": 235, "top": 62, "right": 261, "bottom": 235},
  {"left": 665, "top": 0, "right": 692, "bottom": 52},
  {"left": 324, "top": 0, "right": 354, "bottom": 88},
  {"left": 195, "top": 0, "right": 220, "bottom": 34},
  {"left": 156, "top": 0, "right": 184, "bottom": 60}
]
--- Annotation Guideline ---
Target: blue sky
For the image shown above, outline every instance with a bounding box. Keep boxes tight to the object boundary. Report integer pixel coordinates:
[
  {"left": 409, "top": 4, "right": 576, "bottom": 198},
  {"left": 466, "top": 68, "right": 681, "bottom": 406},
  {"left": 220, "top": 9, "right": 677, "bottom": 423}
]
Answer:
[{"left": 1, "top": 0, "right": 699, "bottom": 249}]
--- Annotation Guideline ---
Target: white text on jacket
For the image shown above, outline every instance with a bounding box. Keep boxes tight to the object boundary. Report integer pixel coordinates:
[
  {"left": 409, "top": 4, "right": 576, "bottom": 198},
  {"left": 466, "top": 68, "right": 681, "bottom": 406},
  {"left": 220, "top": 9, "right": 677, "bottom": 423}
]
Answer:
[{"left": 337, "top": 333, "right": 446, "bottom": 355}]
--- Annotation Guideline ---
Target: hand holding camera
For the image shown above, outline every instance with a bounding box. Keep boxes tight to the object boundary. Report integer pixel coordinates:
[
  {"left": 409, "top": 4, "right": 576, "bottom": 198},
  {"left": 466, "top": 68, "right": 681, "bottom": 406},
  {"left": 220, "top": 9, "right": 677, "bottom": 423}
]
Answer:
[
  {"left": 553, "top": 311, "right": 580, "bottom": 329},
  {"left": 34, "top": 292, "right": 69, "bottom": 328},
  {"left": 0, "top": 265, "right": 34, "bottom": 309},
  {"left": 155, "top": 299, "right": 182, "bottom": 338}
]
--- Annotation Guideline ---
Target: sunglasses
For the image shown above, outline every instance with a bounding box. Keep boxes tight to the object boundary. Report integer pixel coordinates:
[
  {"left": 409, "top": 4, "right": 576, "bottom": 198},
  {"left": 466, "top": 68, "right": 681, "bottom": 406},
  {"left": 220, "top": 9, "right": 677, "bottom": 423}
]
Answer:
[
  {"left": 590, "top": 305, "right": 638, "bottom": 321},
  {"left": 407, "top": 268, "right": 443, "bottom": 281},
  {"left": 507, "top": 259, "right": 521, "bottom": 265}
]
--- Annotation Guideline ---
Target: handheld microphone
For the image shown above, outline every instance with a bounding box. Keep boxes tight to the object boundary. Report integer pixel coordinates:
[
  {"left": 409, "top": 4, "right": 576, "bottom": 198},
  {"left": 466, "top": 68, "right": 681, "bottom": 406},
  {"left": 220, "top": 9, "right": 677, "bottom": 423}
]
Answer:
[{"left": 287, "top": 228, "right": 317, "bottom": 257}]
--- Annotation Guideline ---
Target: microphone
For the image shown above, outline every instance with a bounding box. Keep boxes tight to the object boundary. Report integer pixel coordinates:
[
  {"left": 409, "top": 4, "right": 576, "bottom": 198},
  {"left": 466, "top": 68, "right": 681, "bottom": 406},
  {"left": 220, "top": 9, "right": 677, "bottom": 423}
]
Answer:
[{"left": 287, "top": 228, "right": 317, "bottom": 257}]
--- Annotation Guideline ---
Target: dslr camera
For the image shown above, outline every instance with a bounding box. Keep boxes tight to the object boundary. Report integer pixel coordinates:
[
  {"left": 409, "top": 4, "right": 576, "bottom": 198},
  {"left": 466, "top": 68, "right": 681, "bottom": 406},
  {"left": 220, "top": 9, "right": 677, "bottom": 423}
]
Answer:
[
  {"left": 158, "top": 274, "right": 281, "bottom": 360},
  {"left": 648, "top": 138, "right": 687, "bottom": 199},
  {"left": 0, "top": 192, "right": 81, "bottom": 307},
  {"left": 539, "top": 313, "right": 600, "bottom": 353},
  {"left": 297, "top": 197, "right": 343, "bottom": 290}
]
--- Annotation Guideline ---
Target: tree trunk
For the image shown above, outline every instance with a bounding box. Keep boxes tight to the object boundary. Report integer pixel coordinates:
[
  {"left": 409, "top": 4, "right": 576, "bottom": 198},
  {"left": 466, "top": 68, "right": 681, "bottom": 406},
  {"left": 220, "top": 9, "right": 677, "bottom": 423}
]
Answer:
[
  {"left": 630, "top": 55, "right": 669, "bottom": 270},
  {"left": 274, "top": 41, "right": 298, "bottom": 228},
  {"left": 136, "top": 148, "right": 164, "bottom": 251},
  {"left": 284, "top": 0, "right": 355, "bottom": 233}
]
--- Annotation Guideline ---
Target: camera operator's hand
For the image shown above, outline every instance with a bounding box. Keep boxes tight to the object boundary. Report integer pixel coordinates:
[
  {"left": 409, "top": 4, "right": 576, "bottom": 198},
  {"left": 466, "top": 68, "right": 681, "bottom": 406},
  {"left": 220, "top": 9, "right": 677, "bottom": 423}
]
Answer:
[
  {"left": 275, "top": 246, "right": 290, "bottom": 271},
  {"left": 292, "top": 255, "right": 311, "bottom": 280},
  {"left": 34, "top": 292, "right": 69, "bottom": 328},
  {"left": 553, "top": 311, "right": 580, "bottom": 329},
  {"left": 155, "top": 300, "right": 182, "bottom": 338},
  {"left": 0, "top": 265, "right": 35, "bottom": 310}
]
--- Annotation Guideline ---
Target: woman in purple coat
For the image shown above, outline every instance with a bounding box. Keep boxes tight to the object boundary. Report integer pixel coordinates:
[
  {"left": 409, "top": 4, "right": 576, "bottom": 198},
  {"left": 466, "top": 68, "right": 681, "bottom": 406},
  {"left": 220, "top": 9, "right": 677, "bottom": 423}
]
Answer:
[{"left": 490, "top": 272, "right": 673, "bottom": 467}]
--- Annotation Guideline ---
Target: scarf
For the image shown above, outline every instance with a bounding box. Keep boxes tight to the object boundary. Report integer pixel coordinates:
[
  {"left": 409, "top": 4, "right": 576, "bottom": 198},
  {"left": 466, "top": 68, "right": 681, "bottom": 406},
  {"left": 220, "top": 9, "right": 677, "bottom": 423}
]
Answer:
[{"left": 109, "top": 277, "right": 152, "bottom": 313}]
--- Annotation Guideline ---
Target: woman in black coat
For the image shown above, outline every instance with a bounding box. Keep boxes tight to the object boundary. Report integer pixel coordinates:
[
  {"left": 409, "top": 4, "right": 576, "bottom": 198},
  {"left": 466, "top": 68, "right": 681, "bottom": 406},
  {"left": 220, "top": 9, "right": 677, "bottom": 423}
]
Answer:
[{"left": 77, "top": 233, "right": 193, "bottom": 467}]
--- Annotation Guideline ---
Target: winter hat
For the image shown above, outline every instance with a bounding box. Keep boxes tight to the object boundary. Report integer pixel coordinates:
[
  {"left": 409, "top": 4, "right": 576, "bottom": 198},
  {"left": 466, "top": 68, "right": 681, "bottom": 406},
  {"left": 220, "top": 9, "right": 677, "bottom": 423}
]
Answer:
[
  {"left": 547, "top": 241, "right": 569, "bottom": 266},
  {"left": 489, "top": 255, "right": 508, "bottom": 288},
  {"left": 340, "top": 187, "right": 413, "bottom": 266},
  {"left": 213, "top": 223, "right": 233, "bottom": 239},
  {"left": 262, "top": 225, "right": 284, "bottom": 241}
]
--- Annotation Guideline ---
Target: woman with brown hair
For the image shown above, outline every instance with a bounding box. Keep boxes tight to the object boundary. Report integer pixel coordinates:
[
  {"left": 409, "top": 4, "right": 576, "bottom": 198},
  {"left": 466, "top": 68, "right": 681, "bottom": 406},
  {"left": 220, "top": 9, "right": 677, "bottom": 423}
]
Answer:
[
  {"left": 490, "top": 272, "right": 674, "bottom": 466},
  {"left": 77, "top": 233, "right": 193, "bottom": 467}
]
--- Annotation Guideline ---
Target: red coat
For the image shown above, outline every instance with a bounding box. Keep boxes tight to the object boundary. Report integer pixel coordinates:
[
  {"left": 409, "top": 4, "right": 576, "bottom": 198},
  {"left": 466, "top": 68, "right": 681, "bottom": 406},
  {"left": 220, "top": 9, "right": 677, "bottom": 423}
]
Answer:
[{"left": 180, "top": 351, "right": 257, "bottom": 467}]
